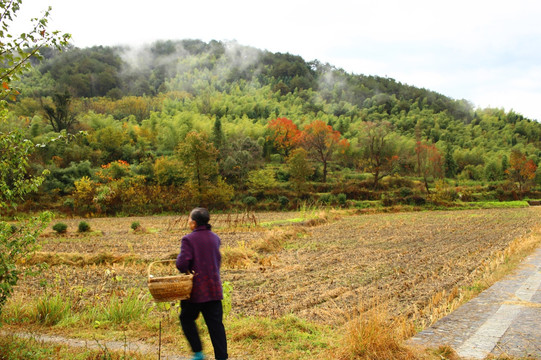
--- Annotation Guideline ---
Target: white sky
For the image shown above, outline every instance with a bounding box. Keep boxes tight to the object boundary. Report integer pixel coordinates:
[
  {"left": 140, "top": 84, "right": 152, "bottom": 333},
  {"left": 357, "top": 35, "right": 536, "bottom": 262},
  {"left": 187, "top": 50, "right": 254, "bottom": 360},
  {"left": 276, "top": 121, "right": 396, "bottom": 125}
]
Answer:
[{"left": 11, "top": 0, "right": 541, "bottom": 121}]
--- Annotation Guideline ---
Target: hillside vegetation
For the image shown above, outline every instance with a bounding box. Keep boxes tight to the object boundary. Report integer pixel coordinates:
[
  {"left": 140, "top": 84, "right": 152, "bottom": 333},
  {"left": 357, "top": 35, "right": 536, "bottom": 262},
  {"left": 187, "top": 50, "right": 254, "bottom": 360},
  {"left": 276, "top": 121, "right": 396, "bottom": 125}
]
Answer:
[{"left": 3, "top": 39, "right": 541, "bottom": 215}]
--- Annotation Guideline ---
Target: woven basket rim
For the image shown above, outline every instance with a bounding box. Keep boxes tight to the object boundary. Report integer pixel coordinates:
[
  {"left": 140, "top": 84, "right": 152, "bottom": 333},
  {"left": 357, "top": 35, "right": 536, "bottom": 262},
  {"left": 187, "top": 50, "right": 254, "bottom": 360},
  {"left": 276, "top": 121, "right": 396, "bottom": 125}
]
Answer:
[{"left": 147, "top": 259, "right": 194, "bottom": 302}]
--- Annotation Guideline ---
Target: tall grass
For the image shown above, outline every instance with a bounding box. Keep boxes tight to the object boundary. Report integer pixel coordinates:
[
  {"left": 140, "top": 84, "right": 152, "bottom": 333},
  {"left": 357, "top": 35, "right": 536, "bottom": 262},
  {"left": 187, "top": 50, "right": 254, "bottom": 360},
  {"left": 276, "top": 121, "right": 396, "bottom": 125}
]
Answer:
[
  {"left": 100, "top": 290, "right": 150, "bottom": 324},
  {"left": 32, "top": 292, "right": 72, "bottom": 326}
]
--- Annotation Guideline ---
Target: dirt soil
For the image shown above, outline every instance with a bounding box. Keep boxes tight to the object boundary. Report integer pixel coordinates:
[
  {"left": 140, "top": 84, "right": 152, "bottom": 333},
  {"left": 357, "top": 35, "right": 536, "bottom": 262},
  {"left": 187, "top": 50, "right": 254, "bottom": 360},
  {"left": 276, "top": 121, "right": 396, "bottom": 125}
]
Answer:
[
  {"left": 222, "top": 208, "right": 541, "bottom": 324},
  {"left": 18, "top": 207, "right": 541, "bottom": 327}
]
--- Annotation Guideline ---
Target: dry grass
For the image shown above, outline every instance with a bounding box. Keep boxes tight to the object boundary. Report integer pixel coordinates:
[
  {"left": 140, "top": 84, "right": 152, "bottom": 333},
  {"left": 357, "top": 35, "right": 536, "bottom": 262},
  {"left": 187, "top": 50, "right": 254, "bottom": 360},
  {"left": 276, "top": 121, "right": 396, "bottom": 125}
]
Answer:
[
  {"left": 336, "top": 301, "right": 417, "bottom": 360},
  {"left": 22, "top": 252, "right": 141, "bottom": 266},
  {"left": 221, "top": 241, "right": 258, "bottom": 269}
]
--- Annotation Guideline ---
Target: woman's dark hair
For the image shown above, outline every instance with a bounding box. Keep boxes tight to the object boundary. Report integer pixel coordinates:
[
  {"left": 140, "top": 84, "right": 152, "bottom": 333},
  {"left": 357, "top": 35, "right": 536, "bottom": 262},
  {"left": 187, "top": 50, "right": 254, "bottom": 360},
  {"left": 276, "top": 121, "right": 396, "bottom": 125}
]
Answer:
[{"left": 190, "top": 207, "right": 210, "bottom": 226}]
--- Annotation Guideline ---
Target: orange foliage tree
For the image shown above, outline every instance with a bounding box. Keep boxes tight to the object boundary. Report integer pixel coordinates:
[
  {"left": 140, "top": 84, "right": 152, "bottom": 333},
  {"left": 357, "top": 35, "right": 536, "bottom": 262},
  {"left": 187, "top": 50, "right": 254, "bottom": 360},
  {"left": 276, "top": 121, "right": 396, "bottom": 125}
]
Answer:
[
  {"left": 267, "top": 117, "right": 302, "bottom": 157},
  {"left": 506, "top": 150, "right": 537, "bottom": 191},
  {"left": 301, "top": 120, "right": 349, "bottom": 183}
]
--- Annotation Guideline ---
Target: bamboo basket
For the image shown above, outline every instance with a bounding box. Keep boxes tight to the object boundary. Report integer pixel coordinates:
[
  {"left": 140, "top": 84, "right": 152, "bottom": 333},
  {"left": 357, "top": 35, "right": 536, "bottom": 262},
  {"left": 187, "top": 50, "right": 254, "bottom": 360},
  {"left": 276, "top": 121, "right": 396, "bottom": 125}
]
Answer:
[{"left": 148, "top": 260, "right": 194, "bottom": 302}]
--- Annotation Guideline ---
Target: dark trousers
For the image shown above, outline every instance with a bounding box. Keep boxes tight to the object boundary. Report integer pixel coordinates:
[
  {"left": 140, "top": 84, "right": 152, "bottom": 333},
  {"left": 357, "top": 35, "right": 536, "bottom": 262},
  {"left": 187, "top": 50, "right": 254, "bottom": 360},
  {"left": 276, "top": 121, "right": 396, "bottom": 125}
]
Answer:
[{"left": 180, "top": 300, "right": 228, "bottom": 360}]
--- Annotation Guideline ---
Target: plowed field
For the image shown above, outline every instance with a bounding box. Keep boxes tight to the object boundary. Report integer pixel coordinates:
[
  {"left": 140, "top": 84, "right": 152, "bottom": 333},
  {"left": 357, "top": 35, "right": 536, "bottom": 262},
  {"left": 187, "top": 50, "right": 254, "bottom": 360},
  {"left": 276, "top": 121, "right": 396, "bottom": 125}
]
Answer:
[{"left": 17, "top": 207, "right": 541, "bottom": 328}]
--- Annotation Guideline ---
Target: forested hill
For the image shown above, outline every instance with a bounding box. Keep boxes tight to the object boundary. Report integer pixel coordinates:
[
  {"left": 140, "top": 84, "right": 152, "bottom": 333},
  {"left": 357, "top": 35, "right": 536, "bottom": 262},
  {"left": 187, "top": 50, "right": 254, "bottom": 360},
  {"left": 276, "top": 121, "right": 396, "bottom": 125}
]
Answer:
[
  {"left": 4, "top": 39, "right": 541, "bottom": 214},
  {"left": 22, "top": 39, "right": 475, "bottom": 121}
]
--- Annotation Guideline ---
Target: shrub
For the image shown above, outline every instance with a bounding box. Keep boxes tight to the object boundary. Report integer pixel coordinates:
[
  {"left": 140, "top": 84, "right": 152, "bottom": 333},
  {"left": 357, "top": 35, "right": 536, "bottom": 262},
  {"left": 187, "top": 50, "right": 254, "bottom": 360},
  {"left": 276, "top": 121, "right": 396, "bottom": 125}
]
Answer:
[
  {"left": 398, "top": 187, "right": 413, "bottom": 198},
  {"left": 406, "top": 195, "right": 426, "bottom": 205},
  {"left": 131, "top": 221, "right": 141, "bottom": 231},
  {"left": 319, "top": 193, "right": 334, "bottom": 204},
  {"left": 247, "top": 168, "right": 278, "bottom": 194},
  {"left": 337, "top": 193, "right": 347, "bottom": 206},
  {"left": 63, "top": 197, "right": 75, "bottom": 210},
  {"left": 77, "top": 221, "right": 90, "bottom": 233},
  {"left": 276, "top": 169, "right": 290, "bottom": 182},
  {"left": 382, "top": 195, "right": 396, "bottom": 207},
  {"left": 52, "top": 222, "right": 68, "bottom": 234},
  {"left": 243, "top": 196, "right": 257, "bottom": 206},
  {"left": 270, "top": 154, "right": 282, "bottom": 164},
  {"left": 278, "top": 196, "right": 289, "bottom": 208}
]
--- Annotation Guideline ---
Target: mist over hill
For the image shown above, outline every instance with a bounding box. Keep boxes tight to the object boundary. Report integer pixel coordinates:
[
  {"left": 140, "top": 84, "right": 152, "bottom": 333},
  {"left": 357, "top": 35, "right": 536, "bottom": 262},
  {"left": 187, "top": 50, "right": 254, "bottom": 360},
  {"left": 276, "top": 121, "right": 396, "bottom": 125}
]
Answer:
[{"left": 22, "top": 39, "right": 479, "bottom": 119}]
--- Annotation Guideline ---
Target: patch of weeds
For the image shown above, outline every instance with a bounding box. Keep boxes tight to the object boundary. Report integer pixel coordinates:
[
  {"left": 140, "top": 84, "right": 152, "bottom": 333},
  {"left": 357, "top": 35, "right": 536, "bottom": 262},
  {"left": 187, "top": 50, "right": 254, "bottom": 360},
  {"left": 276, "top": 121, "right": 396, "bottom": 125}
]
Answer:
[
  {"left": 1, "top": 296, "right": 31, "bottom": 324},
  {"left": 31, "top": 292, "right": 72, "bottom": 326},
  {"left": 0, "top": 336, "right": 54, "bottom": 360},
  {"left": 227, "top": 314, "right": 335, "bottom": 358},
  {"left": 431, "top": 345, "right": 460, "bottom": 360},
  {"left": 100, "top": 290, "right": 151, "bottom": 324},
  {"left": 0, "top": 335, "right": 152, "bottom": 360}
]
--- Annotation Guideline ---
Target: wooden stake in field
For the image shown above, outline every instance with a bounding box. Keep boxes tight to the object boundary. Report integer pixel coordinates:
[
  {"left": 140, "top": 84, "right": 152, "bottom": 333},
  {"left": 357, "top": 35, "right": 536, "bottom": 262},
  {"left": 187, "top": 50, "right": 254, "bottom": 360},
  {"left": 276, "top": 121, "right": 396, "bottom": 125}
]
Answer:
[{"left": 158, "top": 319, "right": 162, "bottom": 360}]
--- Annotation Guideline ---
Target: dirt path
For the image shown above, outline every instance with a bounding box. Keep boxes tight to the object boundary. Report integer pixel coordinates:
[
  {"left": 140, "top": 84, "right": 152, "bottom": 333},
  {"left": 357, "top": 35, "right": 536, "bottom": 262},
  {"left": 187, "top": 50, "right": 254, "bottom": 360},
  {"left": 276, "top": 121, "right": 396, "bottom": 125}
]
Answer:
[
  {"left": 409, "top": 246, "right": 541, "bottom": 359},
  {"left": 1, "top": 331, "right": 190, "bottom": 359}
]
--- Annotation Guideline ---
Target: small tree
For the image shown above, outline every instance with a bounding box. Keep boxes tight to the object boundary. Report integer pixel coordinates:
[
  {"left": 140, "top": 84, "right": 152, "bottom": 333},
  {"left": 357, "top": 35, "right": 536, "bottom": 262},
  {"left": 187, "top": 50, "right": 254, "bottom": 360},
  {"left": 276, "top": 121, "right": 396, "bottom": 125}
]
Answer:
[
  {"left": 247, "top": 168, "right": 278, "bottom": 196},
  {"left": 177, "top": 131, "right": 219, "bottom": 200},
  {"left": 211, "top": 117, "right": 225, "bottom": 152},
  {"left": 444, "top": 143, "right": 458, "bottom": 178},
  {"left": 415, "top": 140, "right": 443, "bottom": 194},
  {"left": 358, "top": 121, "right": 398, "bottom": 189},
  {"left": 267, "top": 117, "right": 301, "bottom": 157},
  {"left": 176, "top": 131, "right": 233, "bottom": 207},
  {"left": 301, "top": 120, "right": 349, "bottom": 183},
  {"left": 42, "top": 90, "right": 77, "bottom": 133},
  {"left": 506, "top": 150, "right": 537, "bottom": 192},
  {"left": 287, "top": 148, "right": 313, "bottom": 193}
]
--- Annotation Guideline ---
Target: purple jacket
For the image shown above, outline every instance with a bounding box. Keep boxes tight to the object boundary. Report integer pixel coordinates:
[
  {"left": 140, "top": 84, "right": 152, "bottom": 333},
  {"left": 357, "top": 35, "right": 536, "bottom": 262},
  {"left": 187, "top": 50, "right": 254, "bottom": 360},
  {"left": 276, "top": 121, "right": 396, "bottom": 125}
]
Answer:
[{"left": 176, "top": 224, "right": 223, "bottom": 303}]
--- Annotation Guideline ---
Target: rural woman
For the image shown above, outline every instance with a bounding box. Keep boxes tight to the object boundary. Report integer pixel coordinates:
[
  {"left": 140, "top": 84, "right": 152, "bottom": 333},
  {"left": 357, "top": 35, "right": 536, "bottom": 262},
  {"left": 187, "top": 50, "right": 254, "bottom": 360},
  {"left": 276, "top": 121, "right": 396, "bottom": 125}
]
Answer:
[{"left": 176, "top": 207, "right": 228, "bottom": 360}]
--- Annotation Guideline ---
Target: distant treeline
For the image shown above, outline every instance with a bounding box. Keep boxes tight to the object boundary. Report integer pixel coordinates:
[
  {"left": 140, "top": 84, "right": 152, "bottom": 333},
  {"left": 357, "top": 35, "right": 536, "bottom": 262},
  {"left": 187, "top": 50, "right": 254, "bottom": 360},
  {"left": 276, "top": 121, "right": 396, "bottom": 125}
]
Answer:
[{"left": 3, "top": 39, "right": 541, "bottom": 215}]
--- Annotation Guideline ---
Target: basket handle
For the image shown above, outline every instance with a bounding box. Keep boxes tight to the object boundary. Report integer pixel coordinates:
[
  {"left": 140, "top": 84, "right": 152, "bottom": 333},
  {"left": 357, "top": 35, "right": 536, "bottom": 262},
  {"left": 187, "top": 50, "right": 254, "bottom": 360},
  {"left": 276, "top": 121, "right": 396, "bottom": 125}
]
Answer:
[{"left": 148, "top": 259, "right": 177, "bottom": 280}]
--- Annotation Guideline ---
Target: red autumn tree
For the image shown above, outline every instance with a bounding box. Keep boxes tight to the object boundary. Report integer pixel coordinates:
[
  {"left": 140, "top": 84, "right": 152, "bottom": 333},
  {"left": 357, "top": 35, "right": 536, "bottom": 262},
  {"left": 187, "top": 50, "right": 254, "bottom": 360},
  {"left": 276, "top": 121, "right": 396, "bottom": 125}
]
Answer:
[
  {"left": 267, "top": 117, "right": 302, "bottom": 157},
  {"left": 301, "top": 120, "right": 349, "bottom": 183},
  {"left": 506, "top": 150, "right": 537, "bottom": 191}
]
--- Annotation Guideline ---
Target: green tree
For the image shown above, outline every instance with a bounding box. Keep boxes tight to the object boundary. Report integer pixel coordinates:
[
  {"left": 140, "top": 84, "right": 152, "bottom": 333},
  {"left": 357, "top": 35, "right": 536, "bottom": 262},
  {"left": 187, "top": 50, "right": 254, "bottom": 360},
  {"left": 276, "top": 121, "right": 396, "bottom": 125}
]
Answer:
[
  {"left": 444, "top": 143, "right": 457, "bottom": 178},
  {"left": 212, "top": 117, "right": 225, "bottom": 152},
  {"left": 358, "top": 121, "right": 397, "bottom": 189},
  {"left": 247, "top": 167, "right": 278, "bottom": 196},
  {"left": 484, "top": 159, "right": 502, "bottom": 181},
  {"left": 176, "top": 131, "right": 233, "bottom": 207},
  {"left": 177, "top": 131, "right": 218, "bottom": 193},
  {"left": 0, "top": 0, "right": 69, "bottom": 316},
  {"left": 287, "top": 148, "right": 313, "bottom": 193},
  {"left": 0, "top": 1, "right": 70, "bottom": 100},
  {"left": 42, "top": 90, "right": 77, "bottom": 132},
  {"left": 220, "top": 135, "right": 262, "bottom": 185}
]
